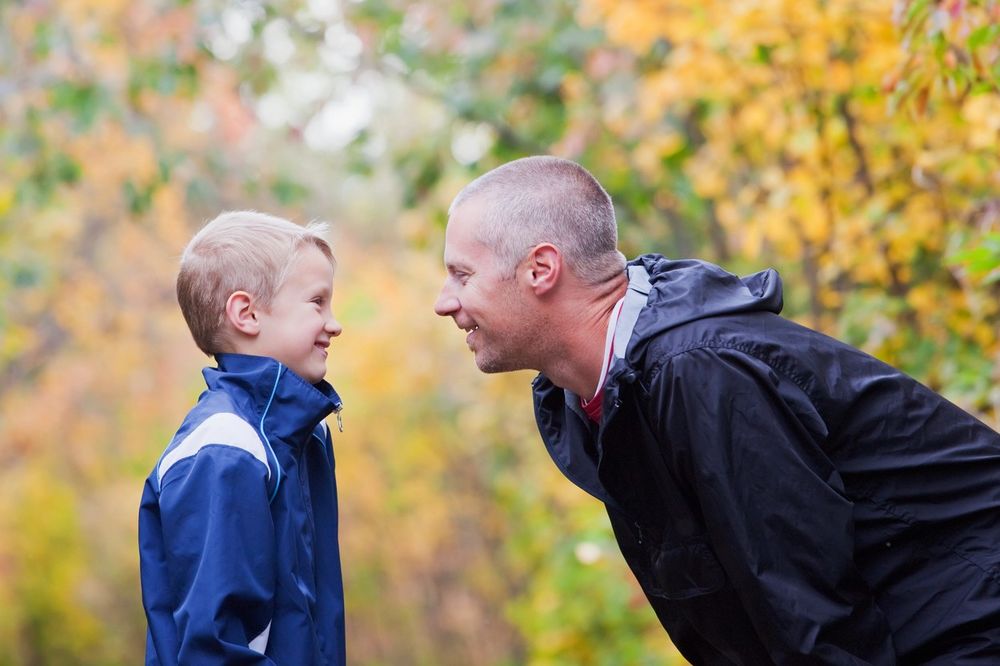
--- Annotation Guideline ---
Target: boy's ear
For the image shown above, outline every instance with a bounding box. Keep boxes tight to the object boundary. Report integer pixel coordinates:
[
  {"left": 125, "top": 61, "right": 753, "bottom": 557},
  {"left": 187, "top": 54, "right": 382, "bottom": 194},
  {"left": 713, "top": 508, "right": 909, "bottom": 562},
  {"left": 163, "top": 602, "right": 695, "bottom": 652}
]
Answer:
[
  {"left": 225, "top": 291, "right": 260, "bottom": 336},
  {"left": 523, "top": 243, "right": 561, "bottom": 296}
]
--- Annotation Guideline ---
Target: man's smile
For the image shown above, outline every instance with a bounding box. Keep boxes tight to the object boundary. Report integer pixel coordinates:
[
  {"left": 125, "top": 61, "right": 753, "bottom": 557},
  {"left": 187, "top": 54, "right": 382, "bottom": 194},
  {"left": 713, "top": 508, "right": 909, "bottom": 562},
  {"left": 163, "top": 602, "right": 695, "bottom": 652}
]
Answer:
[{"left": 463, "top": 325, "right": 480, "bottom": 347}]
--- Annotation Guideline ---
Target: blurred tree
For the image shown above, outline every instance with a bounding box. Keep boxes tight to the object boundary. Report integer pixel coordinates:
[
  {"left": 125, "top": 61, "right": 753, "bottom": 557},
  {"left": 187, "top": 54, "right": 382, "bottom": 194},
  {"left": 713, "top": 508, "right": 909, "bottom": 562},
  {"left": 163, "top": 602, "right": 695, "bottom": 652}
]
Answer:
[
  {"left": 1, "top": 0, "right": 997, "bottom": 664},
  {"left": 890, "top": 0, "right": 1000, "bottom": 109},
  {"left": 572, "top": 0, "right": 1000, "bottom": 417}
]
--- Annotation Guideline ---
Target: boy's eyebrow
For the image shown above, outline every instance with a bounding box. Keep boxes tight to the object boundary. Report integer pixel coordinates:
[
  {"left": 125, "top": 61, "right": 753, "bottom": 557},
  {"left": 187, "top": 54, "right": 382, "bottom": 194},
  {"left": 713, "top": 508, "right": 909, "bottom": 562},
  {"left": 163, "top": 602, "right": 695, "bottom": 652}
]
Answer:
[{"left": 306, "top": 282, "right": 332, "bottom": 295}]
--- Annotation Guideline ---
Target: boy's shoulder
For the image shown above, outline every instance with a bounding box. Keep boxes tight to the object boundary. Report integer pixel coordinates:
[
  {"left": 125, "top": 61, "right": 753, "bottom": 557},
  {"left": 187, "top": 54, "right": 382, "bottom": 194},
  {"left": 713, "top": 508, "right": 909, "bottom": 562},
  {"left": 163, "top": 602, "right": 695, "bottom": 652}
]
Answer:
[{"left": 153, "top": 389, "right": 275, "bottom": 495}]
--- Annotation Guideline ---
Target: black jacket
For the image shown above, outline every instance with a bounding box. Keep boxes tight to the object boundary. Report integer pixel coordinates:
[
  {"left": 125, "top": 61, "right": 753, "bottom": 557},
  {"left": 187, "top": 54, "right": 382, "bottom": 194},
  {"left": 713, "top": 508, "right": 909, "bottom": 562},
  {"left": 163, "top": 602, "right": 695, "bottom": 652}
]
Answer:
[{"left": 532, "top": 255, "right": 1000, "bottom": 664}]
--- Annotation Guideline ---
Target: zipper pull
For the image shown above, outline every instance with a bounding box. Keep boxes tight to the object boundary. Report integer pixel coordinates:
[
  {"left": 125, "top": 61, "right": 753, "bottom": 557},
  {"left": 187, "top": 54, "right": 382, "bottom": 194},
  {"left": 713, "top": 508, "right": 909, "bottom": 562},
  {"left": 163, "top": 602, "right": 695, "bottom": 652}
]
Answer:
[{"left": 334, "top": 403, "right": 344, "bottom": 432}]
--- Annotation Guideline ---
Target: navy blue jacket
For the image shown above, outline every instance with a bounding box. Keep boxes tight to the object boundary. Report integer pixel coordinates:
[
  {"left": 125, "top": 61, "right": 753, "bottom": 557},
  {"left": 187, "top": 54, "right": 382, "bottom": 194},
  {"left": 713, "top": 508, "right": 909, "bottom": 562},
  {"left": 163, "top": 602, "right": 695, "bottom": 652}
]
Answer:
[
  {"left": 533, "top": 255, "right": 1000, "bottom": 664},
  {"left": 139, "top": 354, "right": 346, "bottom": 665}
]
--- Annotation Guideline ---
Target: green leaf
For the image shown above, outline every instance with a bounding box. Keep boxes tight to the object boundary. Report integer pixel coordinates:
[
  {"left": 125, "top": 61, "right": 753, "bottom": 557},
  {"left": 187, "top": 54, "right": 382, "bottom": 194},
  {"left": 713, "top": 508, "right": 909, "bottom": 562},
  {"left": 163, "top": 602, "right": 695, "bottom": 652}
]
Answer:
[
  {"left": 53, "top": 153, "right": 81, "bottom": 185},
  {"left": 123, "top": 180, "right": 154, "bottom": 215},
  {"left": 754, "top": 43, "right": 775, "bottom": 64},
  {"left": 50, "top": 82, "right": 107, "bottom": 131},
  {"left": 270, "top": 177, "right": 310, "bottom": 205},
  {"left": 968, "top": 24, "right": 999, "bottom": 51}
]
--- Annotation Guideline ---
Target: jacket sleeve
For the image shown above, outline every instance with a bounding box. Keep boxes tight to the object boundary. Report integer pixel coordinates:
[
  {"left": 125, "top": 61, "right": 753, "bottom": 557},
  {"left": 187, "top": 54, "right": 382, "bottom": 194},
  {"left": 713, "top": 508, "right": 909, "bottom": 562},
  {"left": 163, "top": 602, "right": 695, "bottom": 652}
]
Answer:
[
  {"left": 157, "top": 445, "right": 278, "bottom": 664},
  {"left": 649, "top": 346, "right": 896, "bottom": 663}
]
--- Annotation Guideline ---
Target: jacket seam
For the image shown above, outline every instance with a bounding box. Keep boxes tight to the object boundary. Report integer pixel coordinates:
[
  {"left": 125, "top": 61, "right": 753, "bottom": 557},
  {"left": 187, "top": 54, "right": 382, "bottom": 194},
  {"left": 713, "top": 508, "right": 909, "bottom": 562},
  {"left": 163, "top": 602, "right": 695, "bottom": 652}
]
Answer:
[
  {"left": 646, "top": 340, "right": 819, "bottom": 412},
  {"left": 158, "top": 443, "right": 270, "bottom": 494},
  {"left": 856, "top": 491, "right": 1000, "bottom": 585}
]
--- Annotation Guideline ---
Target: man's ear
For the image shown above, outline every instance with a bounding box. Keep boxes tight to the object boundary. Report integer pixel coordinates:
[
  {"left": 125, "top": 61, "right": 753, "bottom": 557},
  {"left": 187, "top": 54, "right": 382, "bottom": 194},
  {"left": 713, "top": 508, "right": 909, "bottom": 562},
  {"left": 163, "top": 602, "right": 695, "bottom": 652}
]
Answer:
[
  {"left": 225, "top": 291, "right": 260, "bottom": 336},
  {"left": 524, "top": 243, "right": 561, "bottom": 296}
]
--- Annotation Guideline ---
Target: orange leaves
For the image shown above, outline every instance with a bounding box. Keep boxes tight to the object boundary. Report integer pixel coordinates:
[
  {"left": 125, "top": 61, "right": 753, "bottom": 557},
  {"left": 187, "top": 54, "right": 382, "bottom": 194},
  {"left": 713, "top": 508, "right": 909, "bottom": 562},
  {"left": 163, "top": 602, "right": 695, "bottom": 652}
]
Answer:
[
  {"left": 64, "top": 123, "right": 159, "bottom": 200},
  {"left": 1, "top": 0, "right": 997, "bottom": 661},
  {"left": 961, "top": 93, "right": 1000, "bottom": 148},
  {"left": 633, "top": 131, "right": 685, "bottom": 180},
  {"left": 576, "top": 0, "right": 999, "bottom": 415},
  {"left": 890, "top": 0, "right": 1000, "bottom": 111},
  {"left": 686, "top": 147, "right": 728, "bottom": 198},
  {"left": 589, "top": 0, "right": 685, "bottom": 52}
]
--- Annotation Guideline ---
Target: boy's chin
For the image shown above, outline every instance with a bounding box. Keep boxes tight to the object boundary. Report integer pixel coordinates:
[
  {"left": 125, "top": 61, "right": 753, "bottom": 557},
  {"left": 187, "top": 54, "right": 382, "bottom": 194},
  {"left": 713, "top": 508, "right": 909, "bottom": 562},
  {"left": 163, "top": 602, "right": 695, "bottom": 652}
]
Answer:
[
  {"left": 287, "top": 364, "right": 326, "bottom": 385},
  {"left": 303, "top": 371, "right": 327, "bottom": 385}
]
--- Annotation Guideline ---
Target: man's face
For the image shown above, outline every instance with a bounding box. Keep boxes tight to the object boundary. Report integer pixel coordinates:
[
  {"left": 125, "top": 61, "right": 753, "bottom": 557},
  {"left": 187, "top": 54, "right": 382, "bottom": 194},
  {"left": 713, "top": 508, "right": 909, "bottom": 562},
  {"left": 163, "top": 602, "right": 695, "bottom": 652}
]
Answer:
[
  {"left": 433, "top": 202, "right": 535, "bottom": 373},
  {"left": 255, "top": 244, "right": 342, "bottom": 384}
]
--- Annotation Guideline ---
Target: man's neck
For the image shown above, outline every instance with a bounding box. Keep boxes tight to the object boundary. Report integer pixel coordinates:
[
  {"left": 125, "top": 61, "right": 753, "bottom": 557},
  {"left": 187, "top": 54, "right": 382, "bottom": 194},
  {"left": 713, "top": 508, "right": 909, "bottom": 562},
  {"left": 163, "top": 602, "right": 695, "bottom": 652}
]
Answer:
[{"left": 541, "top": 272, "right": 629, "bottom": 397}]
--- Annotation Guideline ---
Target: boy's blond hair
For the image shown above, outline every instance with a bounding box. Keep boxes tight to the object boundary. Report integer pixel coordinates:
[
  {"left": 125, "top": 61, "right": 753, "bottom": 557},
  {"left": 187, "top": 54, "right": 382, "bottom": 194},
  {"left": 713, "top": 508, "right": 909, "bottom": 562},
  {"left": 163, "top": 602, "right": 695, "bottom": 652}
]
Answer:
[{"left": 177, "top": 210, "right": 334, "bottom": 355}]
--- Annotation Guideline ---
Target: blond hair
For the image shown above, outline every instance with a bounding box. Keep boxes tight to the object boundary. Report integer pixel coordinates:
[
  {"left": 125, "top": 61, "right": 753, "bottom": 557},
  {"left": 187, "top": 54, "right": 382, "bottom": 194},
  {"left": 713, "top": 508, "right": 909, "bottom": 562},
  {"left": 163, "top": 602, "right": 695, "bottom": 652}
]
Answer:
[
  {"left": 177, "top": 210, "right": 334, "bottom": 355},
  {"left": 450, "top": 156, "right": 626, "bottom": 283}
]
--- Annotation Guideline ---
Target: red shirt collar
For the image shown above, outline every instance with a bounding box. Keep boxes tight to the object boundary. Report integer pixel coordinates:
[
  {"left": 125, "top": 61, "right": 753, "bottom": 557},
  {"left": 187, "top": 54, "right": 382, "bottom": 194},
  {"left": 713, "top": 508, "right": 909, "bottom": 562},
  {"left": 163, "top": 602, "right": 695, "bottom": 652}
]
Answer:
[{"left": 579, "top": 298, "right": 626, "bottom": 423}]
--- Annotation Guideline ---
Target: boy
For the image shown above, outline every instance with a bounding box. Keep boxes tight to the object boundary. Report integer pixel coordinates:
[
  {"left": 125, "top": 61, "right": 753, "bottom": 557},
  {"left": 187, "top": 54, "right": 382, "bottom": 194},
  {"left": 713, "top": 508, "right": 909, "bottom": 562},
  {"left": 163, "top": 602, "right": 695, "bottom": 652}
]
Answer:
[{"left": 139, "top": 211, "right": 347, "bottom": 665}]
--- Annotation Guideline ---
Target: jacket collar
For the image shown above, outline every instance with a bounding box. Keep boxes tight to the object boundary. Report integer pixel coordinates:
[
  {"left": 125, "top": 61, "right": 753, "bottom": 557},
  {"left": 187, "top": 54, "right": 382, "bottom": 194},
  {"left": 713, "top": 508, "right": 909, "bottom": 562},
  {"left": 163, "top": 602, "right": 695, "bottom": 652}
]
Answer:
[
  {"left": 530, "top": 265, "right": 652, "bottom": 509},
  {"left": 206, "top": 353, "right": 343, "bottom": 446},
  {"left": 559, "top": 263, "right": 651, "bottom": 420}
]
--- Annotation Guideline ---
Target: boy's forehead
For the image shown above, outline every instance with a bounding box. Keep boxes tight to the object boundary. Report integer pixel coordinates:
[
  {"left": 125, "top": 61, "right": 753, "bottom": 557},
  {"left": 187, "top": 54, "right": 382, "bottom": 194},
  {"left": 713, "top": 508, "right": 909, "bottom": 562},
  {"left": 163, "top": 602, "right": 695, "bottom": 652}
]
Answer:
[
  {"left": 285, "top": 245, "right": 335, "bottom": 283},
  {"left": 294, "top": 243, "right": 335, "bottom": 265}
]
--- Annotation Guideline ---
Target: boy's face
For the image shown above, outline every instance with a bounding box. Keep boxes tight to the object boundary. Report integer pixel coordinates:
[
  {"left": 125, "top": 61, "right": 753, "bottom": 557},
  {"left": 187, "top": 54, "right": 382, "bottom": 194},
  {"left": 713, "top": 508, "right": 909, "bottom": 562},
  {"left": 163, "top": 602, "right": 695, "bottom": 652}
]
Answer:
[{"left": 255, "top": 244, "right": 341, "bottom": 384}]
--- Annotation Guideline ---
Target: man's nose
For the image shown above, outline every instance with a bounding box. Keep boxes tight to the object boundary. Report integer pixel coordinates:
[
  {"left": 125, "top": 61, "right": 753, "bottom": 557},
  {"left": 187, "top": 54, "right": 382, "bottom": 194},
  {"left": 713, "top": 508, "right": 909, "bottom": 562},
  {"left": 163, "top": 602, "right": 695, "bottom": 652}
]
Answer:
[
  {"left": 326, "top": 316, "right": 343, "bottom": 337},
  {"left": 434, "top": 288, "right": 458, "bottom": 317}
]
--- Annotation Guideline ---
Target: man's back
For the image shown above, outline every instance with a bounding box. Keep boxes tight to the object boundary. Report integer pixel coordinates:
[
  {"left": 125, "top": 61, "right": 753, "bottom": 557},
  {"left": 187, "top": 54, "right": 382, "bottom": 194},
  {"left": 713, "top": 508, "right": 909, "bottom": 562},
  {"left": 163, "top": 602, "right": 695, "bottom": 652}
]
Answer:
[{"left": 650, "top": 306, "right": 1000, "bottom": 661}]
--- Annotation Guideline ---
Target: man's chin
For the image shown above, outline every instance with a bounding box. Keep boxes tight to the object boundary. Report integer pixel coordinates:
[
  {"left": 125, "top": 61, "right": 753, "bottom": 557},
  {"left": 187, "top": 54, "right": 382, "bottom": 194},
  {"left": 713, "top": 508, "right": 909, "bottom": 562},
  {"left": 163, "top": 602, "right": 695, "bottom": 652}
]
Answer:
[{"left": 474, "top": 351, "right": 524, "bottom": 374}]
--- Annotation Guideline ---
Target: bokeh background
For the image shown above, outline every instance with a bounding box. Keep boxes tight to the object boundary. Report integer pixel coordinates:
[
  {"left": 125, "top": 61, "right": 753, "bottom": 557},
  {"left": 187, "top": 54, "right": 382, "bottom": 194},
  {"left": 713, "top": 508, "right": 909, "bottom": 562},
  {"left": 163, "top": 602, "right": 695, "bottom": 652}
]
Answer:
[{"left": 1, "top": 0, "right": 998, "bottom": 663}]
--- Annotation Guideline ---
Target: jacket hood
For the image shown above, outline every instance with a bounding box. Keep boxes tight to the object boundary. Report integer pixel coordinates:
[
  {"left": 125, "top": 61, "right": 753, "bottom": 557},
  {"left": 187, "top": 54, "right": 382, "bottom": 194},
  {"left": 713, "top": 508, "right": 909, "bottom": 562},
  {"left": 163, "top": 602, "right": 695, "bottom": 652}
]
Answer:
[{"left": 625, "top": 254, "right": 783, "bottom": 362}]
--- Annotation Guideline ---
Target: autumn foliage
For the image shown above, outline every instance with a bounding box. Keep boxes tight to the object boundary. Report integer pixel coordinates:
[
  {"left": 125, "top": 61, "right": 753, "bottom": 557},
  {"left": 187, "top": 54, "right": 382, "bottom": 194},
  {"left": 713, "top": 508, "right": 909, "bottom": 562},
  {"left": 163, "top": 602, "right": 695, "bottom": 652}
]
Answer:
[{"left": 0, "top": 0, "right": 996, "bottom": 664}]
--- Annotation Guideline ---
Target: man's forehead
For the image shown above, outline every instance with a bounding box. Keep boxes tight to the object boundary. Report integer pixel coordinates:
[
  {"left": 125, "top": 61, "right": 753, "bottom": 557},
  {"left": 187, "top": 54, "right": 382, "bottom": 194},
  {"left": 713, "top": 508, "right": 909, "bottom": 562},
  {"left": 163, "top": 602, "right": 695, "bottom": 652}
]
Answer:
[
  {"left": 447, "top": 198, "right": 486, "bottom": 232},
  {"left": 444, "top": 203, "right": 489, "bottom": 259},
  {"left": 443, "top": 235, "right": 480, "bottom": 270}
]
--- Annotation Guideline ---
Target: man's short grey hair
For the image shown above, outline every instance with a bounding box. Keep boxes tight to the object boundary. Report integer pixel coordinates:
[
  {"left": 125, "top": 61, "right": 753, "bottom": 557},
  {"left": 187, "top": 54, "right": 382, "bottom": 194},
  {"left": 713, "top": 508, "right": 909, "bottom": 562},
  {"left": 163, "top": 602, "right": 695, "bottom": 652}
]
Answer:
[
  {"left": 450, "top": 156, "right": 626, "bottom": 283},
  {"left": 176, "top": 210, "right": 334, "bottom": 356}
]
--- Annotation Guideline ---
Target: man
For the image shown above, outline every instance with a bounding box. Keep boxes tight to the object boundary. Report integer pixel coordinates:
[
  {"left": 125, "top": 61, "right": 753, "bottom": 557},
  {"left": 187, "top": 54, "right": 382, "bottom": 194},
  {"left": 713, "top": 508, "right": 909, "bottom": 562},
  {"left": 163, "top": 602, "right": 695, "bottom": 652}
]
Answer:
[{"left": 434, "top": 155, "right": 1000, "bottom": 664}]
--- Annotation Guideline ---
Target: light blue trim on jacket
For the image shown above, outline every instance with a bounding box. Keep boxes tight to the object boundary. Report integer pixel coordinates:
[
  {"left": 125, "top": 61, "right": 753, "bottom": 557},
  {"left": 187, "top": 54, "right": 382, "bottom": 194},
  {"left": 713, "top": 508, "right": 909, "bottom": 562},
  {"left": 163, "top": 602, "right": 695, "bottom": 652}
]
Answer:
[{"left": 259, "top": 363, "right": 285, "bottom": 503}]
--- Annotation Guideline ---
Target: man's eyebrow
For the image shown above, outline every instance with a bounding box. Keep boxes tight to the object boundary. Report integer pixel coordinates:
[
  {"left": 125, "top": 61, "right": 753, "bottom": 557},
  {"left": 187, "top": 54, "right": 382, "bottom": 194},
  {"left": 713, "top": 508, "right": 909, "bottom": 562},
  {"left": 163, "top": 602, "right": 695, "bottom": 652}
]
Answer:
[{"left": 446, "top": 261, "right": 472, "bottom": 273}]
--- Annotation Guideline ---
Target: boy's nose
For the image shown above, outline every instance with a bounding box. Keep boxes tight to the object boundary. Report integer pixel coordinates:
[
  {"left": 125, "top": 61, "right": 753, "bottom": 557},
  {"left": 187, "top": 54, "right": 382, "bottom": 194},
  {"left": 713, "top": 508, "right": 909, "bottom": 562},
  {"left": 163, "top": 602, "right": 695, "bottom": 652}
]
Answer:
[{"left": 326, "top": 316, "right": 343, "bottom": 337}]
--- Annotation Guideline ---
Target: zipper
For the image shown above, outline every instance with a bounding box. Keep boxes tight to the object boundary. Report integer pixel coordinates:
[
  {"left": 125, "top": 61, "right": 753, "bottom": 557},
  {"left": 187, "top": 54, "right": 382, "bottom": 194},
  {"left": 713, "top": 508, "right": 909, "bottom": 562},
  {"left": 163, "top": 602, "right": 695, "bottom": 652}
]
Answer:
[{"left": 333, "top": 402, "right": 344, "bottom": 432}]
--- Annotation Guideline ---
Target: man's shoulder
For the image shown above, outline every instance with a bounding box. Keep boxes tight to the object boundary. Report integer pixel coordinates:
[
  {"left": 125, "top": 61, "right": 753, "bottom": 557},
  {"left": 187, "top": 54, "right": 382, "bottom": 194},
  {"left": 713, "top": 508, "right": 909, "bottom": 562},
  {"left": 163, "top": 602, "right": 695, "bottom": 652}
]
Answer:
[
  {"left": 632, "top": 309, "right": 877, "bottom": 399},
  {"left": 636, "top": 309, "right": 794, "bottom": 366}
]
